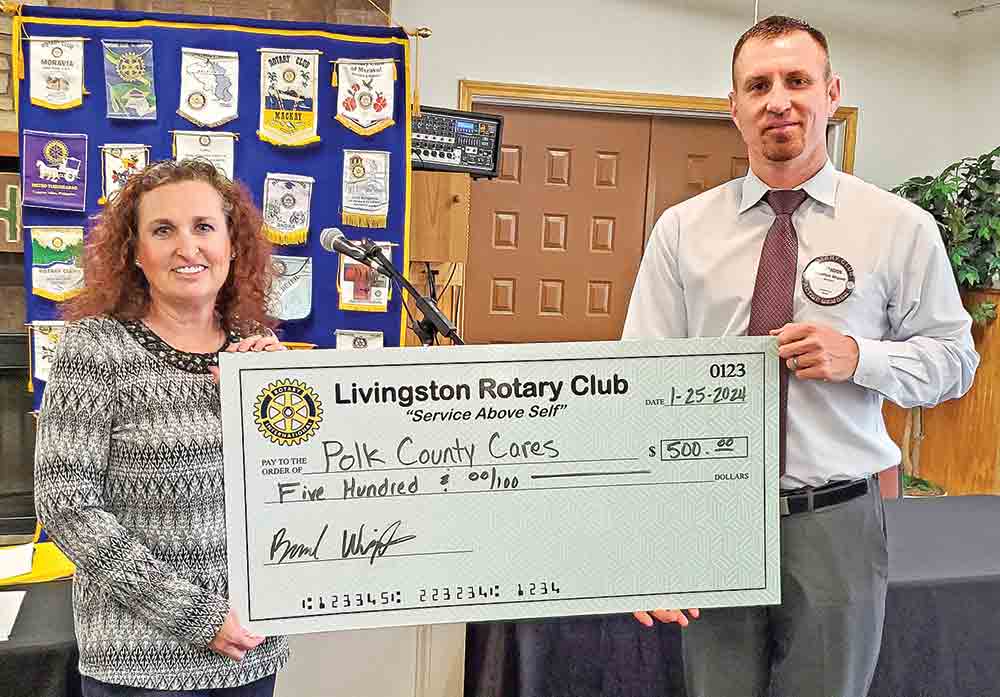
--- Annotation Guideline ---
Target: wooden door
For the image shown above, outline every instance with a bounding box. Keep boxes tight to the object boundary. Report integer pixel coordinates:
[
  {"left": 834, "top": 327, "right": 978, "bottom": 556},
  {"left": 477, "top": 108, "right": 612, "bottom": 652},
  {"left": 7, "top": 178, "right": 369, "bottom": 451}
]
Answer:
[
  {"left": 466, "top": 109, "right": 752, "bottom": 344},
  {"left": 466, "top": 105, "right": 651, "bottom": 343},
  {"left": 644, "top": 116, "right": 749, "bottom": 240}
]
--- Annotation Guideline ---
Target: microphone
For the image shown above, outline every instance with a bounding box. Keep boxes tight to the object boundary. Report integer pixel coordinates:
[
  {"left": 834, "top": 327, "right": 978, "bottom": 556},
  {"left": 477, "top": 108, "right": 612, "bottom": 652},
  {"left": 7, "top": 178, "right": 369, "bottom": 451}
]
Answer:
[{"left": 319, "top": 227, "right": 368, "bottom": 263}]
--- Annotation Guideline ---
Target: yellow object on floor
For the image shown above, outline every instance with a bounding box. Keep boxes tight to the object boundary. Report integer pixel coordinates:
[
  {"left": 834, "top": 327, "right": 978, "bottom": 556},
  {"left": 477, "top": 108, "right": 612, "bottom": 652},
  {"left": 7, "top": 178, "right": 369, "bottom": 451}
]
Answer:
[
  {"left": 0, "top": 542, "right": 75, "bottom": 586},
  {"left": 0, "top": 522, "right": 74, "bottom": 586}
]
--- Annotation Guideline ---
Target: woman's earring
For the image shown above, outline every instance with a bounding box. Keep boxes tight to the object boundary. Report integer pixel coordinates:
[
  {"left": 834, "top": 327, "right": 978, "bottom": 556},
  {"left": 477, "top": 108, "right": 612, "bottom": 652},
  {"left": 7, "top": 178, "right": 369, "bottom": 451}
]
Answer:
[
  {"left": 135, "top": 259, "right": 142, "bottom": 268},
  {"left": 230, "top": 251, "right": 237, "bottom": 260}
]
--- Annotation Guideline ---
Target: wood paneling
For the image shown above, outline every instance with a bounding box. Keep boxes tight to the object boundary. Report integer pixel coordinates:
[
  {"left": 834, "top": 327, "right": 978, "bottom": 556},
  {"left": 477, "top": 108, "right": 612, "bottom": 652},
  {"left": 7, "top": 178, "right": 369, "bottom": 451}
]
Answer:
[
  {"left": 645, "top": 117, "right": 748, "bottom": 241},
  {"left": 466, "top": 105, "right": 650, "bottom": 344},
  {"left": 0, "top": 286, "right": 25, "bottom": 333},
  {"left": 542, "top": 214, "right": 567, "bottom": 251},
  {"left": 545, "top": 149, "right": 571, "bottom": 186},
  {"left": 0, "top": 251, "right": 24, "bottom": 332},
  {"left": 883, "top": 289, "right": 1000, "bottom": 495},
  {"left": 492, "top": 212, "right": 517, "bottom": 249},
  {"left": 1, "top": 15, "right": 16, "bottom": 136},
  {"left": 402, "top": 261, "right": 465, "bottom": 347},
  {"left": 498, "top": 146, "right": 521, "bottom": 183},
  {"left": 0, "top": 132, "right": 15, "bottom": 159},
  {"left": 404, "top": 171, "right": 469, "bottom": 344},
  {"left": 409, "top": 171, "right": 470, "bottom": 263}
]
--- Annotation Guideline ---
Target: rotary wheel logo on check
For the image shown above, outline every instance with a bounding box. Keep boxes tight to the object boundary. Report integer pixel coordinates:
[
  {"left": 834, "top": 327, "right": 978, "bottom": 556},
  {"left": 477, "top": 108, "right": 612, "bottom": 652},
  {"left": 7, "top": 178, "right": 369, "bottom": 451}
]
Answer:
[{"left": 254, "top": 379, "right": 323, "bottom": 446}]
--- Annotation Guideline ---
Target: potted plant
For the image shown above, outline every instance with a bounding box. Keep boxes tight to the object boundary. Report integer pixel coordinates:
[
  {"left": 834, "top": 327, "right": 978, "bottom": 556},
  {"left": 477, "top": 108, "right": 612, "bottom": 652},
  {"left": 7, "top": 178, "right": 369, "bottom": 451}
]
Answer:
[{"left": 891, "top": 145, "right": 1000, "bottom": 496}]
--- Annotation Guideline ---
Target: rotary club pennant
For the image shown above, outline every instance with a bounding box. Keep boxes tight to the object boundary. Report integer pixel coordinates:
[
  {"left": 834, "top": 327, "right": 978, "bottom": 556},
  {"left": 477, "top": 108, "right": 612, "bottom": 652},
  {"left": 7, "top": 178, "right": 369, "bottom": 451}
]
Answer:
[
  {"left": 29, "top": 37, "right": 85, "bottom": 110},
  {"left": 178, "top": 48, "right": 239, "bottom": 128},
  {"left": 172, "top": 131, "right": 238, "bottom": 181},
  {"left": 342, "top": 150, "right": 390, "bottom": 228},
  {"left": 337, "top": 241, "right": 392, "bottom": 312},
  {"left": 31, "top": 321, "right": 67, "bottom": 384},
  {"left": 335, "top": 329, "right": 384, "bottom": 350},
  {"left": 258, "top": 49, "right": 321, "bottom": 147},
  {"left": 102, "top": 39, "right": 156, "bottom": 120},
  {"left": 333, "top": 59, "right": 396, "bottom": 136},
  {"left": 29, "top": 226, "right": 84, "bottom": 302},
  {"left": 98, "top": 144, "right": 150, "bottom": 205},
  {"left": 22, "top": 130, "right": 88, "bottom": 212},
  {"left": 263, "top": 173, "right": 315, "bottom": 245},
  {"left": 268, "top": 255, "right": 313, "bottom": 321}
]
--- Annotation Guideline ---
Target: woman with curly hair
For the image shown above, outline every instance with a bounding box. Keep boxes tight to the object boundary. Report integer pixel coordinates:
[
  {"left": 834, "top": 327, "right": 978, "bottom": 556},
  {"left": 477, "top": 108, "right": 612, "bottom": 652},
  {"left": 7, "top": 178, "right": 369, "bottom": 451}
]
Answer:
[{"left": 34, "top": 159, "right": 289, "bottom": 696}]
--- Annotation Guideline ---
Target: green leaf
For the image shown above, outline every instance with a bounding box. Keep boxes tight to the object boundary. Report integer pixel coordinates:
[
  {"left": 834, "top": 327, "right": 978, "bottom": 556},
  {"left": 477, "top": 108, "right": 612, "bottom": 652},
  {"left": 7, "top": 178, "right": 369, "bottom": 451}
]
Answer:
[
  {"left": 957, "top": 265, "right": 980, "bottom": 286},
  {"left": 902, "top": 474, "right": 946, "bottom": 496},
  {"left": 969, "top": 302, "right": 997, "bottom": 326},
  {"left": 894, "top": 145, "right": 1000, "bottom": 297}
]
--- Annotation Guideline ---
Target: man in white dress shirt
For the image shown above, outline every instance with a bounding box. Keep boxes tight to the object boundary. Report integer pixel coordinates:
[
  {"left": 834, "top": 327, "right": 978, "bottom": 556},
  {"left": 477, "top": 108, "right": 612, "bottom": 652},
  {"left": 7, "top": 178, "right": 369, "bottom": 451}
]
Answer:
[{"left": 623, "top": 15, "right": 979, "bottom": 697}]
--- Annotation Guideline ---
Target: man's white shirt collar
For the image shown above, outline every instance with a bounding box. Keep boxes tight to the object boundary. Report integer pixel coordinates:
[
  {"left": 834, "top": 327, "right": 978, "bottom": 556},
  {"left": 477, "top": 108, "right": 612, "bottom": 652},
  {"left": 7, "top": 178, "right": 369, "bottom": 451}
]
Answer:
[{"left": 738, "top": 159, "right": 838, "bottom": 214}]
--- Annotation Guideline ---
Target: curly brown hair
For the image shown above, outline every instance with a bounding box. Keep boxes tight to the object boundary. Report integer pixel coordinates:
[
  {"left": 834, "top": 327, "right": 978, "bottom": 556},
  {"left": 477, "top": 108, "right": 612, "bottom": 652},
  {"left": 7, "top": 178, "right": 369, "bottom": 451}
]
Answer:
[{"left": 63, "top": 159, "right": 276, "bottom": 333}]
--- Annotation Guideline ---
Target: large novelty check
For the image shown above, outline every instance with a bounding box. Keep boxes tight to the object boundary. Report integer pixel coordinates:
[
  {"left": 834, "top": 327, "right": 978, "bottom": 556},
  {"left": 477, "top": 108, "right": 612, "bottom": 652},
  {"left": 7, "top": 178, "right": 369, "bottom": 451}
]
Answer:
[{"left": 220, "top": 337, "right": 781, "bottom": 635}]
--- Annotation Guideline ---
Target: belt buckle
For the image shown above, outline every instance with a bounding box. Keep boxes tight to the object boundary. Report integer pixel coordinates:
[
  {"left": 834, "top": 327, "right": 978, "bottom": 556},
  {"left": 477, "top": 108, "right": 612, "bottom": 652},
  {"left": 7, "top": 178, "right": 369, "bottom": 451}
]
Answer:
[{"left": 779, "top": 488, "right": 815, "bottom": 516}]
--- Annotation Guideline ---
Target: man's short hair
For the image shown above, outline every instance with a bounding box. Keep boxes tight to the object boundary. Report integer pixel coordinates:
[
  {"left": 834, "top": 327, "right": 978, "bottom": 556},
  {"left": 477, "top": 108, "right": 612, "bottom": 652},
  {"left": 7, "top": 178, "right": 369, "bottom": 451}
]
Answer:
[{"left": 732, "top": 15, "right": 832, "bottom": 89}]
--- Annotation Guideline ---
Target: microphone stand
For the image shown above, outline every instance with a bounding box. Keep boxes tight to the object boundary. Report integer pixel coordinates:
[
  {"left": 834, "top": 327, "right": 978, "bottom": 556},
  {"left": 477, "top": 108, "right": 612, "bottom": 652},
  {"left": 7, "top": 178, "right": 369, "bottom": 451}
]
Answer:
[{"left": 363, "top": 243, "right": 465, "bottom": 346}]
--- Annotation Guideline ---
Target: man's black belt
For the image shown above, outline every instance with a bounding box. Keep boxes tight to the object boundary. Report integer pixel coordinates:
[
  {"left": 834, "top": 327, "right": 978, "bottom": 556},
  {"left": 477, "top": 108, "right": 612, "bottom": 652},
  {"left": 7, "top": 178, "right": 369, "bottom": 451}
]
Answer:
[{"left": 779, "top": 477, "right": 870, "bottom": 516}]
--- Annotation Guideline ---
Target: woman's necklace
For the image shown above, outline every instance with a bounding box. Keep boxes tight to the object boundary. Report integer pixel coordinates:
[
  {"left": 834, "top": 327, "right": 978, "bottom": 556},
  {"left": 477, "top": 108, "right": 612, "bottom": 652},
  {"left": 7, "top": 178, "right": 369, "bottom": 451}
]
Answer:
[{"left": 142, "top": 312, "right": 226, "bottom": 354}]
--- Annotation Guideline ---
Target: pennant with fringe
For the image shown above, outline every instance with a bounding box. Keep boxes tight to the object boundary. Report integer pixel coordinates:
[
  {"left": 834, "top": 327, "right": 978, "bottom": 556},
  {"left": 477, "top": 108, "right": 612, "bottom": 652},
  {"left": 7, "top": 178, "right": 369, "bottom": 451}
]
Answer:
[
  {"left": 258, "top": 48, "right": 321, "bottom": 147},
  {"left": 342, "top": 150, "right": 390, "bottom": 229},
  {"left": 263, "top": 173, "right": 315, "bottom": 245},
  {"left": 334, "top": 58, "right": 396, "bottom": 137},
  {"left": 30, "top": 37, "right": 84, "bottom": 110}
]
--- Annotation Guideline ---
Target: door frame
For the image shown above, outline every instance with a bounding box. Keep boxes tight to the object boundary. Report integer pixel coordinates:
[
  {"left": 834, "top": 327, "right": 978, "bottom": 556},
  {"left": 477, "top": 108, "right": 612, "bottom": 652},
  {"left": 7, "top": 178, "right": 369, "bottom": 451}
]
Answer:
[{"left": 458, "top": 80, "right": 858, "bottom": 174}]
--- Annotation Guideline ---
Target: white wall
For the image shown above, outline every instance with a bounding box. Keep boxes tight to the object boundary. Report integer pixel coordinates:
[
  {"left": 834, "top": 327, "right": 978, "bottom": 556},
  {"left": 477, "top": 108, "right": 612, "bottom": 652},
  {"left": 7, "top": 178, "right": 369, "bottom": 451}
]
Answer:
[
  {"left": 394, "top": 0, "right": 983, "bottom": 189},
  {"left": 955, "top": 11, "right": 1000, "bottom": 161}
]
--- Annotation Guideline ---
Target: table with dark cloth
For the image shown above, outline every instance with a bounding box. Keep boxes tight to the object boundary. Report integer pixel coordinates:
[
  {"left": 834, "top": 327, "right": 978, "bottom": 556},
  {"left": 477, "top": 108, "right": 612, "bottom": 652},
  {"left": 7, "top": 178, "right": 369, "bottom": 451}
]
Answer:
[
  {"left": 0, "top": 580, "right": 80, "bottom": 697},
  {"left": 465, "top": 495, "right": 1000, "bottom": 697}
]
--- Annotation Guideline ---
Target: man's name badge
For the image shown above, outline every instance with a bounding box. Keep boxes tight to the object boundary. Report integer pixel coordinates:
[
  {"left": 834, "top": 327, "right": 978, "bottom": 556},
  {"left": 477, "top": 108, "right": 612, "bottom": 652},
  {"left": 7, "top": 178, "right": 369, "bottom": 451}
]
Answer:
[
  {"left": 337, "top": 241, "right": 392, "bottom": 313},
  {"left": 28, "top": 226, "right": 84, "bottom": 302},
  {"left": 258, "top": 49, "right": 322, "bottom": 147},
  {"left": 263, "top": 173, "right": 315, "bottom": 246},
  {"left": 102, "top": 39, "right": 156, "bottom": 120},
  {"left": 22, "top": 130, "right": 88, "bottom": 212},
  {"left": 178, "top": 48, "right": 239, "bottom": 128},
  {"left": 802, "top": 255, "right": 855, "bottom": 306},
  {"left": 335, "top": 329, "right": 384, "bottom": 350},
  {"left": 268, "top": 255, "right": 313, "bottom": 321},
  {"left": 29, "top": 37, "right": 85, "bottom": 110},
  {"left": 31, "top": 320, "right": 66, "bottom": 384},
  {"left": 172, "top": 131, "right": 238, "bottom": 181},
  {"left": 342, "top": 150, "right": 390, "bottom": 228},
  {"left": 98, "top": 144, "right": 150, "bottom": 205},
  {"left": 333, "top": 59, "right": 396, "bottom": 136}
]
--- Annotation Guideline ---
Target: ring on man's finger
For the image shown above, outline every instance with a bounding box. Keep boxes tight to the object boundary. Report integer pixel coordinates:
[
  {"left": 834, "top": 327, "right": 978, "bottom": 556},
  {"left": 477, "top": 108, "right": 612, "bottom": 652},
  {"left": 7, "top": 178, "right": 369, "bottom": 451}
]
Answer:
[{"left": 790, "top": 357, "right": 799, "bottom": 370}]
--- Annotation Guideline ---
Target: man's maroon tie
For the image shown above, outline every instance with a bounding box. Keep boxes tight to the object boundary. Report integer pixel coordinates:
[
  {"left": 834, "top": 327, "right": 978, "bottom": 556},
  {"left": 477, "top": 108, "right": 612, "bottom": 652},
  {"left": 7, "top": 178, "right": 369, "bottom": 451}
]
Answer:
[{"left": 747, "top": 189, "right": 808, "bottom": 476}]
